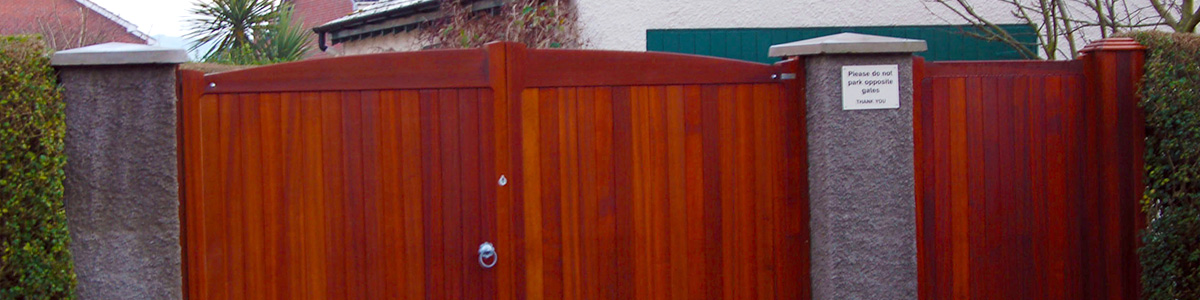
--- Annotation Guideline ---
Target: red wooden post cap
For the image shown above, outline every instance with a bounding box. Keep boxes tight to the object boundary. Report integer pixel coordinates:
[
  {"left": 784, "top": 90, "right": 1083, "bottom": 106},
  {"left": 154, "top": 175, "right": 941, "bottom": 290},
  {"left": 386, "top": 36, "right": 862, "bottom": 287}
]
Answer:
[{"left": 1080, "top": 37, "right": 1147, "bottom": 53}]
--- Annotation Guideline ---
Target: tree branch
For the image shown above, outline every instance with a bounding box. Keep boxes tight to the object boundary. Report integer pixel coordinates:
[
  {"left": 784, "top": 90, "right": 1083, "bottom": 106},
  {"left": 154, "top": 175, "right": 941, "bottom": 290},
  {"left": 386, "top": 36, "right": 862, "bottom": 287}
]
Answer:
[{"left": 1149, "top": 0, "right": 1181, "bottom": 27}]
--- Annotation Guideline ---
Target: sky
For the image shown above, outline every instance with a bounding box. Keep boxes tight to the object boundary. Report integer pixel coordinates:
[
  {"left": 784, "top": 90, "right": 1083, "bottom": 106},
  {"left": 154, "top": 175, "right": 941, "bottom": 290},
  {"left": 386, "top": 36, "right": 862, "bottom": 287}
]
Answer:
[
  {"left": 88, "top": 0, "right": 207, "bottom": 58},
  {"left": 90, "top": 0, "right": 196, "bottom": 37}
]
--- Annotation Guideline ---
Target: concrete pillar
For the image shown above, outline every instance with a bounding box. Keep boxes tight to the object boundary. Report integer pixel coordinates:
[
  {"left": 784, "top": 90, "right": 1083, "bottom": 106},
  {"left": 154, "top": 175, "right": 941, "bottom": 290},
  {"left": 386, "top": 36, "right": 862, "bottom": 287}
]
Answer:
[
  {"left": 770, "top": 33, "right": 927, "bottom": 300},
  {"left": 51, "top": 43, "right": 188, "bottom": 300}
]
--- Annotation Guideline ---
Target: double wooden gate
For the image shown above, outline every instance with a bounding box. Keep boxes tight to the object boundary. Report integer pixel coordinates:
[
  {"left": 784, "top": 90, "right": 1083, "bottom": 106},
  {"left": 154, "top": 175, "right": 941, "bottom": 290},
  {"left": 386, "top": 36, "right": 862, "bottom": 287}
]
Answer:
[{"left": 178, "top": 43, "right": 809, "bottom": 299}]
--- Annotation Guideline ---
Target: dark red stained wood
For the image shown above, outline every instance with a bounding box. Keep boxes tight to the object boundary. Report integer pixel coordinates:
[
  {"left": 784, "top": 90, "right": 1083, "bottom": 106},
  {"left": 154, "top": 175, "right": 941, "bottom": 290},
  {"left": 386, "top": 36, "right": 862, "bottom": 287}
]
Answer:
[
  {"left": 184, "top": 88, "right": 498, "bottom": 300},
  {"left": 319, "top": 92, "right": 347, "bottom": 300},
  {"left": 916, "top": 47, "right": 1146, "bottom": 300},
  {"left": 358, "top": 91, "right": 385, "bottom": 300},
  {"left": 576, "top": 85, "right": 600, "bottom": 298},
  {"left": 299, "top": 92, "right": 327, "bottom": 300},
  {"left": 201, "top": 94, "right": 226, "bottom": 300},
  {"left": 500, "top": 42, "right": 529, "bottom": 300},
  {"left": 648, "top": 86, "right": 670, "bottom": 300},
  {"left": 458, "top": 89, "right": 483, "bottom": 300},
  {"left": 924, "top": 60, "right": 1084, "bottom": 76},
  {"left": 518, "top": 88, "right": 545, "bottom": 300},
  {"left": 222, "top": 93, "right": 246, "bottom": 300},
  {"left": 558, "top": 88, "right": 580, "bottom": 300},
  {"left": 610, "top": 87, "right": 635, "bottom": 300},
  {"left": 777, "top": 58, "right": 808, "bottom": 300},
  {"left": 182, "top": 41, "right": 824, "bottom": 300},
  {"left": 279, "top": 92, "right": 302, "bottom": 300},
  {"left": 537, "top": 87, "right": 564, "bottom": 300},
  {"left": 575, "top": 87, "right": 599, "bottom": 300},
  {"left": 913, "top": 56, "right": 929, "bottom": 300},
  {"left": 438, "top": 89, "right": 465, "bottom": 300},
  {"left": 699, "top": 85, "right": 723, "bottom": 300},
  {"left": 733, "top": 84, "right": 757, "bottom": 300},
  {"left": 241, "top": 93, "right": 267, "bottom": 300},
  {"left": 203, "top": 49, "right": 490, "bottom": 93},
  {"left": 520, "top": 48, "right": 784, "bottom": 87},
  {"left": 629, "top": 86, "right": 647, "bottom": 300},
  {"left": 398, "top": 90, "right": 426, "bottom": 300},
  {"left": 177, "top": 70, "right": 206, "bottom": 300},
  {"left": 1009, "top": 77, "right": 1033, "bottom": 300},
  {"left": 476, "top": 88, "right": 499, "bottom": 300},
  {"left": 484, "top": 43, "right": 514, "bottom": 300},
  {"left": 258, "top": 93, "right": 283, "bottom": 300},
  {"left": 339, "top": 91, "right": 366, "bottom": 300},
  {"left": 420, "top": 89, "right": 447, "bottom": 300},
  {"left": 377, "top": 90, "right": 402, "bottom": 300},
  {"left": 752, "top": 83, "right": 777, "bottom": 300},
  {"left": 181, "top": 41, "right": 1147, "bottom": 300},
  {"left": 716, "top": 85, "right": 736, "bottom": 300},
  {"left": 592, "top": 87, "right": 618, "bottom": 300},
  {"left": 681, "top": 85, "right": 705, "bottom": 300}
]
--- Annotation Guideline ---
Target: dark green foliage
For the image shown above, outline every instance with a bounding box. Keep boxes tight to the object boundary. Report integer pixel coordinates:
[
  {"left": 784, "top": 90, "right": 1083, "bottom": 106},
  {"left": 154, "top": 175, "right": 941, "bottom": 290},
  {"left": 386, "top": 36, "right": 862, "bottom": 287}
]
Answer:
[
  {"left": 1127, "top": 31, "right": 1200, "bottom": 300},
  {"left": 188, "top": 0, "right": 311, "bottom": 64},
  {"left": 0, "top": 36, "right": 75, "bottom": 299}
]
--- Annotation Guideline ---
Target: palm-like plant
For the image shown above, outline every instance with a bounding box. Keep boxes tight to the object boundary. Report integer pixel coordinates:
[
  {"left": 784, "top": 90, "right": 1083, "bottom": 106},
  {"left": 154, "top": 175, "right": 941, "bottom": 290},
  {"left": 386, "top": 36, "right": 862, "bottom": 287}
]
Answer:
[
  {"left": 187, "top": 0, "right": 309, "bottom": 63},
  {"left": 256, "top": 6, "right": 311, "bottom": 63}
]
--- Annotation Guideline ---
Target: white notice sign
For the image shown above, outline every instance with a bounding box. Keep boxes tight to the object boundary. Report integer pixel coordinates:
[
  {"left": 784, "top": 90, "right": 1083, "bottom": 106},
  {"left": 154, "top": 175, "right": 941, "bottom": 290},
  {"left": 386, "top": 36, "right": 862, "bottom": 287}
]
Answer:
[{"left": 842, "top": 65, "right": 900, "bottom": 110}]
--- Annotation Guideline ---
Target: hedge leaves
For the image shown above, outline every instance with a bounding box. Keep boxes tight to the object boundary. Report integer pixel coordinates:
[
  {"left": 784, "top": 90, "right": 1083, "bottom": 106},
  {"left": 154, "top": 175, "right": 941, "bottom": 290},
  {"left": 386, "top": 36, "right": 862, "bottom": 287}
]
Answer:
[
  {"left": 1129, "top": 31, "right": 1200, "bottom": 300},
  {"left": 0, "top": 36, "right": 75, "bottom": 299}
]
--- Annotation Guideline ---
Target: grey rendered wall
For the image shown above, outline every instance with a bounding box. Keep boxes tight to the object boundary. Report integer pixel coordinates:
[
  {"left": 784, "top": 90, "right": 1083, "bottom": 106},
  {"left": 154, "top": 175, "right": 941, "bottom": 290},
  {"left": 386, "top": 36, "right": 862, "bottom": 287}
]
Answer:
[
  {"left": 804, "top": 53, "right": 917, "bottom": 300},
  {"left": 58, "top": 65, "right": 182, "bottom": 300}
]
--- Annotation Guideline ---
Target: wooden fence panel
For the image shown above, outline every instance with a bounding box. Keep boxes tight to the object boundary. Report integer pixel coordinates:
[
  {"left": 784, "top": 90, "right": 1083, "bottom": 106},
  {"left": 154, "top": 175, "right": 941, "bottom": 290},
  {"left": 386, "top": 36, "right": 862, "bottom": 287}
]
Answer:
[
  {"left": 498, "top": 45, "right": 810, "bottom": 300},
  {"left": 915, "top": 43, "right": 1145, "bottom": 300},
  {"left": 505, "top": 83, "right": 805, "bottom": 300},
  {"left": 181, "top": 43, "right": 810, "bottom": 300},
  {"left": 182, "top": 67, "right": 498, "bottom": 299}
]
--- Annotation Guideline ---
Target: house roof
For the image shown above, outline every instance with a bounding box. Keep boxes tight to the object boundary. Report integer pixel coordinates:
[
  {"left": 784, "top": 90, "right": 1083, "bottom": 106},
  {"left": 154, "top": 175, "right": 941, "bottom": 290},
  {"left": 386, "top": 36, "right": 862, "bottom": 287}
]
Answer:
[
  {"left": 72, "top": 0, "right": 155, "bottom": 44},
  {"left": 314, "top": 0, "right": 437, "bottom": 34},
  {"left": 312, "top": 0, "right": 502, "bottom": 49}
]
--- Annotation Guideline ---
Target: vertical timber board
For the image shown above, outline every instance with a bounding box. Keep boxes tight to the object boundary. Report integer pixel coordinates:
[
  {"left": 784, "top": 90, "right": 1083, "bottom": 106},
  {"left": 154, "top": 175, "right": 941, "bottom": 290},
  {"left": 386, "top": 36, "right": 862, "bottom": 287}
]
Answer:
[
  {"left": 180, "top": 47, "right": 497, "bottom": 299},
  {"left": 508, "top": 45, "right": 806, "bottom": 300},
  {"left": 179, "top": 43, "right": 814, "bottom": 300},
  {"left": 916, "top": 48, "right": 1145, "bottom": 300}
]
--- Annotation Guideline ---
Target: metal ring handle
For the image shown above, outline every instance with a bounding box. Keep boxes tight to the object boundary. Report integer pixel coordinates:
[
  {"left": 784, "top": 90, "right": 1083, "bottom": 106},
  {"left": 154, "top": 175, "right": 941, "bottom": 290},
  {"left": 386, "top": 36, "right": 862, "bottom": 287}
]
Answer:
[{"left": 478, "top": 242, "right": 497, "bottom": 268}]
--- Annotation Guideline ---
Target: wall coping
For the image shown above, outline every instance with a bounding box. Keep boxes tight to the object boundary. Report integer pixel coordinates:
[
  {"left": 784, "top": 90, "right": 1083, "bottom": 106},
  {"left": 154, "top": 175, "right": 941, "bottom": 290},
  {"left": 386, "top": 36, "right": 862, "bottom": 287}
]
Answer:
[
  {"left": 768, "top": 32, "right": 927, "bottom": 57},
  {"left": 52, "top": 42, "right": 188, "bottom": 66}
]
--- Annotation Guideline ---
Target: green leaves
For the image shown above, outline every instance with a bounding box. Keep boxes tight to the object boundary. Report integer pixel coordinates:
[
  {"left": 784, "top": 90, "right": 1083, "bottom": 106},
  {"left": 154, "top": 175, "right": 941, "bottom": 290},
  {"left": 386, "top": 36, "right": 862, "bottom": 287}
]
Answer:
[
  {"left": 0, "top": 35, "right": 75, "bottom": 299},
  {"left": 1128, "top": 31, "right": 1200, "bottom": 300},
  {"left": 187, "top": 0, "right": 311, "bottom": 64}
]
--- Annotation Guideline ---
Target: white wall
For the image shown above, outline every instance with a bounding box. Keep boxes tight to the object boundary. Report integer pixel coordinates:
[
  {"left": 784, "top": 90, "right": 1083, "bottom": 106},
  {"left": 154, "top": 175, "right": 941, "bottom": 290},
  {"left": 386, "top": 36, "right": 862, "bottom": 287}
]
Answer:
[
  {"left": 332, "top": 0, "right": 1168, "bottom": 59},
  {"left": 339, "top": 30, "right": 425, "bottom": 56},
  {"left": 575, "top": 0, "right": 1018, "bottom": 51}
]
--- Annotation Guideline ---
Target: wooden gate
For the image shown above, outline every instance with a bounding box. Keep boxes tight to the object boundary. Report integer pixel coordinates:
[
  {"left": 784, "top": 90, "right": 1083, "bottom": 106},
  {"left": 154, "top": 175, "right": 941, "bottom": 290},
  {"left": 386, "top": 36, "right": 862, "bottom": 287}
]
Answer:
[
  {"left": 178, "top": 42, "right": 809, "bottom": 300},
  {"left": 913, "top": 39, "right": 1146, "bottom": 300}
]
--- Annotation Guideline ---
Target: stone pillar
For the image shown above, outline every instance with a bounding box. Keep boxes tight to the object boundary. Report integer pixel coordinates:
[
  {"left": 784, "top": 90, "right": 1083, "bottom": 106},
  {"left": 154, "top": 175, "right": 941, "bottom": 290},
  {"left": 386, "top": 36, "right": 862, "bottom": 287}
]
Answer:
[
  {"left": 51, "top": 43, "right": 188, "bottom": 300},
  {"left": 769, "top": 33, "right": 927, "bottom": 300}
]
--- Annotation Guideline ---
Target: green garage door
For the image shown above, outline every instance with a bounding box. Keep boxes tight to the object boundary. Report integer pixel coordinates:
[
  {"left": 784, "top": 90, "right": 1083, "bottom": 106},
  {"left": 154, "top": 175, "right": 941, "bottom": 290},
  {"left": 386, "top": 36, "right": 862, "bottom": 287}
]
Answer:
[{"left": 646, "top": 25, "right": 1038, "bottom": 63}]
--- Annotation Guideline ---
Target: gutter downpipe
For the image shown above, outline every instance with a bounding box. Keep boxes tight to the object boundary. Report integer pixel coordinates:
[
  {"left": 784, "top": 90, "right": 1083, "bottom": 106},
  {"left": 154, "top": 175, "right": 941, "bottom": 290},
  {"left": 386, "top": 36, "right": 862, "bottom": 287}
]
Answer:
[{"left": 317, "top": 31, "right": 328, "bottom": 52}]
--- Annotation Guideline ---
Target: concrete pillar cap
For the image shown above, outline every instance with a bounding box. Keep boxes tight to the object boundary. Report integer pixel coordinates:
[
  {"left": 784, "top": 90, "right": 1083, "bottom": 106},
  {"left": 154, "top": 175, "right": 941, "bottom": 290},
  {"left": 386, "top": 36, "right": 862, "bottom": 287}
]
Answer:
[
  {"left": 52, "top": 42, "right": 188, "bottom": 66},
  {"left": 768, "top": 33, "right": 927, "bottom": 57}
]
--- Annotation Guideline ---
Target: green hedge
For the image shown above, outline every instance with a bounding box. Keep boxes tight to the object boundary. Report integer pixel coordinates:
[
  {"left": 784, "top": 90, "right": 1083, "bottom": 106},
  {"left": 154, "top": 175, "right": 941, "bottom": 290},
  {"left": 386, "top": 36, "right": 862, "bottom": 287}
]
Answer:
[
  {"left": 1128, "top": 31, "right": 1200, "bottom": 300},
  {"left": 0, "top": 36, "right": 75, "bottom": 299}
]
